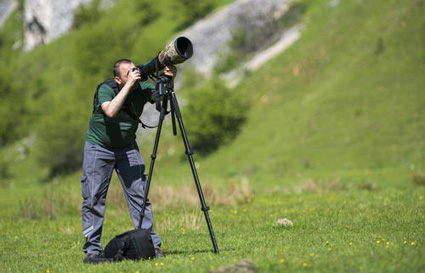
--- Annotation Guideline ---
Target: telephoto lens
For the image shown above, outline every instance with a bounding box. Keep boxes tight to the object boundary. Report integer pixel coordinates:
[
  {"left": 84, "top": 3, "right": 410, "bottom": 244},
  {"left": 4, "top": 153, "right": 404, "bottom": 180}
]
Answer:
[{"left": 137, "top": 36, "right": 193, "bottom": 80}]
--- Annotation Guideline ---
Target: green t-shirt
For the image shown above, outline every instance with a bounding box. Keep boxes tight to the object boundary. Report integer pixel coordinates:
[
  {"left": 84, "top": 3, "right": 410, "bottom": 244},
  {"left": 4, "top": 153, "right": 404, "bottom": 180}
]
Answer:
[{"left": 86, "top": 80, "right": 155, "bottom": 149}]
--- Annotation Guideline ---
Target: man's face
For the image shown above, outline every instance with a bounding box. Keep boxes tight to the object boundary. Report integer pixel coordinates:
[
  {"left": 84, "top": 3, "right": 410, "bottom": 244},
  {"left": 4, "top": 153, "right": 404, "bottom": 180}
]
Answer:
[{"left": 116, "top": 62, "right": 136, "bottom": 87}]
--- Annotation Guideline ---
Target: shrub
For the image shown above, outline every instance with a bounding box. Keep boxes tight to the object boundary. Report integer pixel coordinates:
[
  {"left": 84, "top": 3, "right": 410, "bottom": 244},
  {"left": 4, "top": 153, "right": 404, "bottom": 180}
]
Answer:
[
  {"left": 0, "top": 152, "right": 11, "bottom": 182},
  {"left": 230, "top": 12, "right": 282, "bottom": 55},
  {"left": 412, "top": 172, "right": 425, "bottom": 186},
  {"left": 72, "top": 0, "right": 102, "bottom": 30},
  {"left": 0, "top": 68, "right": 26, "bottom": 147},
  {"left": 33, "top": 100, "right": 87, "bottom": 176},
  {"left": 135, "top": 0, "right": 161, "bottom": 25},
  {"left": 281, "top": 1, "right": 307, "bottom": 27},
  {"left": 182, "top": 78, "right": 249, "bottom": 154},
  {"left": 172, "top": 0, "right": 214, "bottom": 30}
]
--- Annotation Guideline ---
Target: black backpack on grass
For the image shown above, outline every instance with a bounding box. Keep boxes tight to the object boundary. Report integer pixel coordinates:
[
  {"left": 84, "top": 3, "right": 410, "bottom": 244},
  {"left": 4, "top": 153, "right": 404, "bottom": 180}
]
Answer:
[{"left": 104, "top": 229, "right": 155, "bottom": 261}]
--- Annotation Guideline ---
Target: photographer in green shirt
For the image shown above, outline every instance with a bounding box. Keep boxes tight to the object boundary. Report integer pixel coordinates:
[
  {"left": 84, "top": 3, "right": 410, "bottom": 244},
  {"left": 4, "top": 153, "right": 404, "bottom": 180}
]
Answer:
[{"left": 81, "top": 59, "right": 176, "bottom": 263}]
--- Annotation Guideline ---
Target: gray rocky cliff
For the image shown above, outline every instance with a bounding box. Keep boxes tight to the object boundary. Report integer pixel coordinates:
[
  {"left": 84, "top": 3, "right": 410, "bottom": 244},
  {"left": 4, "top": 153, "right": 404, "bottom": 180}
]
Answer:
[
  {"left": 178, "top": 0, "right": 292, "bottom": 77},
  {"left": 3, "top": 0, "right": 295, "bottom": 69},
  {"left": 0, "top": 0, "right": 17, "bottom": 28},
  {"left": 23, "top": 0, "right": 93, "bottom": 51}
]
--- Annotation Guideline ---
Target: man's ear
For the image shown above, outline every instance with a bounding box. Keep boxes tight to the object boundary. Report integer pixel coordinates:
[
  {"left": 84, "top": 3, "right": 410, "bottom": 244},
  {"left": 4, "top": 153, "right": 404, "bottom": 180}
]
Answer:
[{"left": 114, "top": 76, "right": 122, "bottom": 86}]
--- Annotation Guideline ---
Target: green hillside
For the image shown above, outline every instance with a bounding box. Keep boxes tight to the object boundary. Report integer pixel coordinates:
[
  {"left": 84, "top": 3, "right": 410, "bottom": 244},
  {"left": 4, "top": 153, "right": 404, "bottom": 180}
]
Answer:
[
  {"left": 176, "top": 0, "right": 425, "bottom": 190},
  {"left": 0, "top": 0, "right": 234, "bottom": 184},
  {"left": 0, "top": 0, "right": 423, "bottom": 189}
]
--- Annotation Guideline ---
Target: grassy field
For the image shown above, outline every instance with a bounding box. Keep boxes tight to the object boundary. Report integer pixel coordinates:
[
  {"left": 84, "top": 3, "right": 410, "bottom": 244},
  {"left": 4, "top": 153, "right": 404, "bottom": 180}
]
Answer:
[
  {"left": 1, "top": 175, "right": 424, "bottom": 272},
  {"left": 1, "top": 0, "right": 425, "bottom": 272}
]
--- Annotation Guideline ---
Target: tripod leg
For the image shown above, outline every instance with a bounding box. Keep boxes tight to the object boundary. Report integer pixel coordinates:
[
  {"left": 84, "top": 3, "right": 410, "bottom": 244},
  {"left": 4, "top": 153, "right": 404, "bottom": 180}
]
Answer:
[
  {"left": 170, "top": 98, "right": 177, "bottom": 136},
  {"left": 138, "top": 97, "right": 168, "bottom": 229},
  {"left": 169, "top": 91, "right": 220, "bottom": 254}
]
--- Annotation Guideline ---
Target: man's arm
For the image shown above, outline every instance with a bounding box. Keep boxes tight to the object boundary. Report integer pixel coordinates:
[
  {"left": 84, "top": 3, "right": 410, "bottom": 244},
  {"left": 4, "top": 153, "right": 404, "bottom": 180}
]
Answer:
[{"left": 102, "top": 69, "right": 141, "bottom": 118}]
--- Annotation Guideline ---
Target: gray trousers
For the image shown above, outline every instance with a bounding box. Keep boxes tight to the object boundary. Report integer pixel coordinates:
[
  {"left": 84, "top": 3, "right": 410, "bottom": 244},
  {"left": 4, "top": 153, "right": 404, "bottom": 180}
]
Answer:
[{"left": 81, "top": 141, "right": 161, "bottom": 254}]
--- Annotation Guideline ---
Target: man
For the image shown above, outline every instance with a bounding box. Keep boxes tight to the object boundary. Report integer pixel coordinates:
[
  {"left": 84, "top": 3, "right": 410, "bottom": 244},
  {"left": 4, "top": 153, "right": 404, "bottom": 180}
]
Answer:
[{"left": 81, "top": 59, "right": 176, "bottom": 263}]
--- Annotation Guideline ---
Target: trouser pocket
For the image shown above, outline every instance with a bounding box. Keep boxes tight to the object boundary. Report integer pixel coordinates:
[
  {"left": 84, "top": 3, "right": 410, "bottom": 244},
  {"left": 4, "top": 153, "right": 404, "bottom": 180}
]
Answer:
[{"left": 81, "top": 175, "right": 89, "bottom": 199}]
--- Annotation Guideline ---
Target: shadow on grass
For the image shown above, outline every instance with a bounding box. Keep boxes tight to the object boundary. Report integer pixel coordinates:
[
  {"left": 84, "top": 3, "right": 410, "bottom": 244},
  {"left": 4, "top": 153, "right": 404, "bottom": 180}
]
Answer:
[{"left": 165, "top": 248, "right": 237, "bottom": 255}]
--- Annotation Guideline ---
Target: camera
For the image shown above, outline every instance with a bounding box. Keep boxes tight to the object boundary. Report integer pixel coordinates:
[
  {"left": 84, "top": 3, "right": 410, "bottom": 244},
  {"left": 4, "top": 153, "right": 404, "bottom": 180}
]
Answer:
[{"left": 135, "top": 36, "right": 193, "bottom": 81}]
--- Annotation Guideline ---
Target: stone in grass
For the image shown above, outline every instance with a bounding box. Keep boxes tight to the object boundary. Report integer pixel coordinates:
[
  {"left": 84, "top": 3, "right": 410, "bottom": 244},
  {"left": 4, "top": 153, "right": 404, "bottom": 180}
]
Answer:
[
  {"left": 208, "top": 259, "right": 257, "bottom": 273},
  {"left": 276, "top": 218, "right": 294, "bottom": 227}
]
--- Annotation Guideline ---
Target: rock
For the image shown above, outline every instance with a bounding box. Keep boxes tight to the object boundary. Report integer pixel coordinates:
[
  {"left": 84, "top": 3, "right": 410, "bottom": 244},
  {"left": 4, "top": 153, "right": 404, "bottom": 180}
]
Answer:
[
  {"left": 23, "top": 0, "right": 117, "bottom": 51},
  {"left": 276, "top": 218, "right": 293, "bottom": 226},
  {"left": 179, "top": 0, "right": 292, "bottom": 77},
  {"left": 209, "top": 259, "right": 257, "bottom": 273},
  {"left": 24, "top": 0, "right": 88, "bottom": 51},
  {"left": 0, "top": 0, "right": 17, "bottom": 28},
  {"left": 20, "top": 0, "right": 297, "bottom": 72}
]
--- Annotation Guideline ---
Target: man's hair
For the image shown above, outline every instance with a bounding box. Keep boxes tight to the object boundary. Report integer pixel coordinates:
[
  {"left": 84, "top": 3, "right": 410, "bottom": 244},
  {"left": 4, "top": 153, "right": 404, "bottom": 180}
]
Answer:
[{"left": 113, "top": 59, "right": 133, "bottom": 77}]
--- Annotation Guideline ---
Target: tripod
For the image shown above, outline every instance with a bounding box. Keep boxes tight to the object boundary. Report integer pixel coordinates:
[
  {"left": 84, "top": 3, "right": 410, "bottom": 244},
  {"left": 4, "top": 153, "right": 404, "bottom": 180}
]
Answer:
[{"left": 137, "top": 76, "right": 219, "bottom": 254}]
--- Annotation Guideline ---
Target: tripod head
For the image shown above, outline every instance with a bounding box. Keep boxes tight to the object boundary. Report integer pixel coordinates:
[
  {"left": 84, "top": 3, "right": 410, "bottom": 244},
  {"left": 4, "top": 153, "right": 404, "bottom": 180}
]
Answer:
[
  {"left": 151, "top": 75, "right": 178, "bottom": 135},
  {"left": 155, "top": 76, "right": 173, "bottom": 96}
]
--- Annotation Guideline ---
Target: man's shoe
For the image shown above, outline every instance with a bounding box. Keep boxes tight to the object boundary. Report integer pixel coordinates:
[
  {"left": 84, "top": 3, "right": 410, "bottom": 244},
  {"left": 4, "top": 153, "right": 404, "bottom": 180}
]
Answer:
[
  {"left": 155, "top": 248, "right": 165, "bottom": 258},
  {"left": 83, "top": 252, "right": 111, "bottom": 264}
]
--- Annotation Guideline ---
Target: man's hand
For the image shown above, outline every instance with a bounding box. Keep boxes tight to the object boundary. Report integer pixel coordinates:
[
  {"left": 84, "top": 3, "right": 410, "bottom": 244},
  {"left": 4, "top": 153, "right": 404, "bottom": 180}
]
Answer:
[
  {"left": 164, "top": 65, "right": 177, "bottom": 79},
  {"left": 103, "top": 65, "right": 141, "bottom": 118},
  {"left": 125, "top": 68, "right": 142, "bottom": 90}
]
